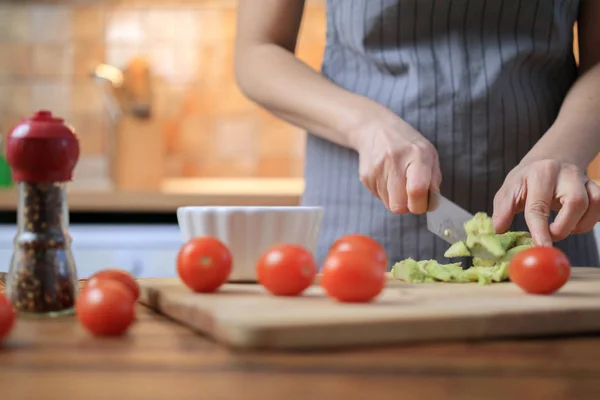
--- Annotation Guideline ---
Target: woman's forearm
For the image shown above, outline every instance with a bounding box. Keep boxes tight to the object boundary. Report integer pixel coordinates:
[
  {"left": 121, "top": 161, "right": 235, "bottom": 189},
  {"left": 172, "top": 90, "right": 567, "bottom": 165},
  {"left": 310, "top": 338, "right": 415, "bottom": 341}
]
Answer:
[
  {"left": 523, "top": 0, "right": 600, "bottom": 171},
  {"left": 234, "top": 43, "right": 386, "bottom": 150},
  {"left": 521, "top": 62, "right": 600, "bottom": 170}
]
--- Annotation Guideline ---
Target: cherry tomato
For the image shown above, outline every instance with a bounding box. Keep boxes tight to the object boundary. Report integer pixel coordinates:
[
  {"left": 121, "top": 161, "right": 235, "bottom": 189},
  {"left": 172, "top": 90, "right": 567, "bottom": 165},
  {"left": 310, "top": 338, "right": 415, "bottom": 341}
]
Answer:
[
  {"left": 76, "top": 280, "right": 135, "bottom": 336},
  {"left": 329, "top": 234, "right": 388, "bottom": 270},
  {"left": 85, "top": 269, "right": 140, "bottom": 301},
  {"left": 177, "top": 236, "right": 232, "bottom": 293},
  {"left": 509, "top": 246, "right": 571, "bottom": 295},
  {"left": 321, "top": 250, "right": 386, "bottom": 303},
  {"left": 0, "top": 292, "right": 16, "bottom": 342},
  {"left": 257, "top": 244, "right": 317, "bottom": 296}
]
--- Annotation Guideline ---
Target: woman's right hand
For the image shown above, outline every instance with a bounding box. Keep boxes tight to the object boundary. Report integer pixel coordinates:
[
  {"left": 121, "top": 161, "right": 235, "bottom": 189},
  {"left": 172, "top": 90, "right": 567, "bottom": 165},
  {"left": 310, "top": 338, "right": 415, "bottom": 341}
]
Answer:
[
  {"left": 235, "top": 0, "right": 441, "bottom": 208},
  {"left": 350, "top": 108, "right": 442, "bottom": 215}
]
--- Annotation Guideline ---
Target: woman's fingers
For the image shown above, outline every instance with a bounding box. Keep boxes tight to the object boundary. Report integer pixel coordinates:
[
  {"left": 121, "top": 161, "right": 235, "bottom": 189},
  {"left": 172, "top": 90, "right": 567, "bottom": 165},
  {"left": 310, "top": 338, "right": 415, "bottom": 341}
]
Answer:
[
  {"left": 548, "top": 166, "right": 589, "bottom": 240},
  {"left": 431, "top": 155, "right": 443, "bottom": 192},
  {"left": 524, "top": 167, "right": 557, "bottom": 247},
  {"left": 492, "top": 187, "right": 517, "bottom": 234},
  {"left": 571, "top": 180, "right": 600, "bottom": 234},
  {"left": 405, "top": 160, "right": 431, "bottom": 214},
  {"left": 376, "top": 164, "right": 392, "bottom": 211},
  {"left": 549, "top": 170, "right": 589, "bottom": 241},
  {"left": 387, "top": 167, "right": 408, "bottom": 214},
  {"left": 375, "top": 177, "right": 390, "bottom": 211},
  {"left": 355, "top": 120, "right": 438, "bottom": 215},
  {"left": 360, "top": 174, "right": 379, "bottom": 199}
]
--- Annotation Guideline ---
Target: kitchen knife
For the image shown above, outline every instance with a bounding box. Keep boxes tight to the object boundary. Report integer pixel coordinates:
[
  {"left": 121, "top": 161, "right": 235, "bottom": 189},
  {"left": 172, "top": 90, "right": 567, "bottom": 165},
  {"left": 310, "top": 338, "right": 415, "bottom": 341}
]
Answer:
[{"left": 426, "top": 191, "right": 474, "bottom": 245}]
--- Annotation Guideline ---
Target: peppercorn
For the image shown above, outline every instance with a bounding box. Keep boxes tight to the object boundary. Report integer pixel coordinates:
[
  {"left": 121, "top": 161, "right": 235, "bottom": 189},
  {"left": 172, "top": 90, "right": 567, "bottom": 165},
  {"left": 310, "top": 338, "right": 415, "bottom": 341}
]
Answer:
[{"left": 4, "top": 111, "right": 80, "bottom": 317}]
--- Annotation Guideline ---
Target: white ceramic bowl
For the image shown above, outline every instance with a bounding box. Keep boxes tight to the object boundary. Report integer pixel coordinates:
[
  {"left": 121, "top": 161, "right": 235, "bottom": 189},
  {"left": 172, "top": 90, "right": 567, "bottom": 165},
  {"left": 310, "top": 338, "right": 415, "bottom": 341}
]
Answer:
[{"left": 176, "top": 206, "right": 324, "bottom": 282}]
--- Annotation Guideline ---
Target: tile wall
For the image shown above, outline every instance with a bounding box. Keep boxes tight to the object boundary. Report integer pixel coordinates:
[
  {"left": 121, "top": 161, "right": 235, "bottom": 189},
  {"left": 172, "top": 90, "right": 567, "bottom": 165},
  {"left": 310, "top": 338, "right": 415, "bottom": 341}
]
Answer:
[
  {"left": 1, "top": 2, "right": 597, "bottom": 186},
  {"left": 0, "top": 0, "right": 326, "bottom": 186}
]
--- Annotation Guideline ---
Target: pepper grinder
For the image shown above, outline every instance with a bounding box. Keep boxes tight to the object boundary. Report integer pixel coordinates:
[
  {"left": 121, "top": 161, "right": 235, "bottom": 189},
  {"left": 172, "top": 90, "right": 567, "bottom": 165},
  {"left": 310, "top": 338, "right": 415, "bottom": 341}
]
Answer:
[{"left": 5, "top": 110, "right": 80, "bottom": 317}]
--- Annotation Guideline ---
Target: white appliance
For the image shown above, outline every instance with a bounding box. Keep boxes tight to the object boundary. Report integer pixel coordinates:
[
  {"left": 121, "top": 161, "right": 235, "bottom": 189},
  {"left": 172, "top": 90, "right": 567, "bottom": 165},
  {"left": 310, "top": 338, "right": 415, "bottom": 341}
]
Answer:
[
  {"left": 0, "top": 224, "right": 598, "bottom": 279},
  {"left": 0, "top": 224, "right": 183, "bottom": 279}
]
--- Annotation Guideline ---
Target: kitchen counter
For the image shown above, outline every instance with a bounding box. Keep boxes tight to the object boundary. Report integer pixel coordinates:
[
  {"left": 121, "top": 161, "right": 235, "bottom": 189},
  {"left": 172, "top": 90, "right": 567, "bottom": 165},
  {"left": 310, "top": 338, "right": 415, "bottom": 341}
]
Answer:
[
  {"left": 0, "top": 276, "right": 599, "bottom": 400},
  {"left": 0, "top": 178, "right": 304, "bottom": 212},
  {"left": 0, "top": 177, "right": 598, "bottom": 213}
]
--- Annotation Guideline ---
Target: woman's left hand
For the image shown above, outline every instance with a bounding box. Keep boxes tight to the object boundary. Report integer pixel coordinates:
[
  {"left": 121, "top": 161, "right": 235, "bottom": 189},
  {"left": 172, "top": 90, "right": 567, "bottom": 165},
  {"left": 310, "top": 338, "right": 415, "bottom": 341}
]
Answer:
[{"left": 492, "top": 159, "right": 600, "bottom": 246}]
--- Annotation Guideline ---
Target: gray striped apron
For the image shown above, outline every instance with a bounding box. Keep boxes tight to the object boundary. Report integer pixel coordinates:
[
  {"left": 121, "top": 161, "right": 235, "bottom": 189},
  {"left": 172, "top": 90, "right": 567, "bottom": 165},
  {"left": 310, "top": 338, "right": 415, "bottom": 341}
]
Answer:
[{"left": 300, "top": 0, "right": 600, "bottom": 269}]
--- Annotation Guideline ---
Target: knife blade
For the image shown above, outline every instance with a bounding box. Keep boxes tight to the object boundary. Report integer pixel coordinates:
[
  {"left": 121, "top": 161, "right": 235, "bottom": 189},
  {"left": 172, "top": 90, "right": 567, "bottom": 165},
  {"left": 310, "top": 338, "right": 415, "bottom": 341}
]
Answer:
[{"left": 426, "top": 191, "right": 474, "bottom": 245}]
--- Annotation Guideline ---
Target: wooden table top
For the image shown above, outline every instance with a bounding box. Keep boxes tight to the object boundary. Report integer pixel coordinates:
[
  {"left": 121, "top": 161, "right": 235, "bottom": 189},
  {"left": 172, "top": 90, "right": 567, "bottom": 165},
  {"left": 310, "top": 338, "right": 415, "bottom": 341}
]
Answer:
[{"left": 1, "top": 276, "right": 600, "bottom": 400}]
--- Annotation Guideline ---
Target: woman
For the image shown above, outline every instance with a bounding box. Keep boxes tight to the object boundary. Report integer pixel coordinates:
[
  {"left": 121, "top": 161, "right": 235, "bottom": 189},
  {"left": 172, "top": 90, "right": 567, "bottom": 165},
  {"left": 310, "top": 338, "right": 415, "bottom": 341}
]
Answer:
[{"left": 234, "top": 0, "right": 600, "bottom": 268}]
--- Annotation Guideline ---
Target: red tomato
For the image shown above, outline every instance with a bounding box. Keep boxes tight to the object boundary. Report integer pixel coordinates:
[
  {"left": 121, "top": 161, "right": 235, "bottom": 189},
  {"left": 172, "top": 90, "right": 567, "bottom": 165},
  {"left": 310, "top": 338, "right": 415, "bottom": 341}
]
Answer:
[
  {"left": 320, "top": 250, "right": 386, "bottom": 303},
  {"left": 509, "top": 246, "right": 571, "bottom": 295},
  {"left": 0, "top": 292, "right": 16, "bottom": 342},
  {"left": 329, "top": 234, "right": 388, "bottom": 270},
  {"left": 76, "top": 280, "right": 135, "bottom": 336},
  {"left": 85, "top": 269, "right": 140, "bottom": 301},
  {"left": 257, "top": 244, "right": 317, "bottom": 296},
  {"left": 177, "top": 236, "right": 232, "bottom": 293}
]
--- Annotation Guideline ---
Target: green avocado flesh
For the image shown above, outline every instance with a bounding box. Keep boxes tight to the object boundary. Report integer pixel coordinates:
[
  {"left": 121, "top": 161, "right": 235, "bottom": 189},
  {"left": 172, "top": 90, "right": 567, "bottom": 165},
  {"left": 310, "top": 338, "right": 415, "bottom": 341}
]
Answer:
[{"left": 391, "top": 212, "right": 534, "bottom": 285}]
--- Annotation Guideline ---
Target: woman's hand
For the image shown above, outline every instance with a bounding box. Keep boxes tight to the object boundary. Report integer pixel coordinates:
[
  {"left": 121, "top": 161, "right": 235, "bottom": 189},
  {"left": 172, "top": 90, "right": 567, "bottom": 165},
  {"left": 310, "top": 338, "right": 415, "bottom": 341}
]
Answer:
[
  {"left": 492, "top": 160, "right": 600, "bottom": 246},
  {"left": 350, "top": 109, "right": 442, "bottom": 215}
]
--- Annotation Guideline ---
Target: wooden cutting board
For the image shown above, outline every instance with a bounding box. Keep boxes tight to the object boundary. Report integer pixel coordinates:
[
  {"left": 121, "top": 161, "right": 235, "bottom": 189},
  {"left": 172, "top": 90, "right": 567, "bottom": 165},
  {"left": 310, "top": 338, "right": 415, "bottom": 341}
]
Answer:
[{"left": 138, "top": 267, "right": 600, "bottom": 350}]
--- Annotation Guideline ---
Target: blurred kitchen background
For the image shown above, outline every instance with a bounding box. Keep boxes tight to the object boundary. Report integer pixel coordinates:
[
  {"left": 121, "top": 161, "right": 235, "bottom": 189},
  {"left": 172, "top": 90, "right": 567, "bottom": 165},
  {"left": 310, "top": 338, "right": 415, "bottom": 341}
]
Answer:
[
  {"left": 0, "top": 0, "right": 326, "bottom": 278},
  {"left": 0, "top": 0, "right": 597, "bottom": 277}
]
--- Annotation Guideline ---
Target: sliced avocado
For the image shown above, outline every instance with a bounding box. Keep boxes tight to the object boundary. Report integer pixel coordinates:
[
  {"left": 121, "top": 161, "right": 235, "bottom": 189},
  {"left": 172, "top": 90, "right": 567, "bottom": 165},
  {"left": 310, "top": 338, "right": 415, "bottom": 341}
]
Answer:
[
  {"left": 515, "top": 235, "right": 535, "bottom": 247},
  {"left": 497, "top": 231, "right": 530, "bottom": 250},
  {"left": 491, "top": 261, "right": 511, "bottom": 282},
  {"left": 424, "top": 263, "right": 453, "bottom": 282},
  {"left": 462, "top": 266, "right": 480, "bottom": 282},
  {"left": 444, "top": 263, "right": 471, "bottom": 283},
  {"left": 472, "top": 257, "right": 496, "bottom": 268},
  {"left": 423, "top": 260, "right": 464, "bottom": 282},
  {"left": 391, "top": 258, "right": 418, "bottom": 280},
  {"left": 498, "top": 244, "right": 533, "bottom": 263},
  {"left": 459, "top": 265, "right": 493, "bottom": 285},
  {"left": 477, "top": 268, "right": 494, "bottom": 285},
  {"left": 469, "top": 244, "right": 533, "bottom": 285},
  {"left": 464, "top": 212, "right": 496, "bottom": 237},
  {"left": 444, "top": 241, "right": 471, "bottom": 258},
  {"left": 463, "top": 213, "right": 506, "bottom": 260},
  {"left": 392, "top": 259, "right": 465, "bottom": 283},
  {"left": 478, "top": 266, "right": 498, "bottom": 285},
  {"left": 392, "top": 258, "right": 435, "bottom": 283},
  {"left": 467, "top": 235, "right": 505, "bottom": 259},
  {"left": 416, "top": 260, "right": 430, "bottom": 276},
  {"left": 391, "top": 212, "right": 535, "bottom": 285}
]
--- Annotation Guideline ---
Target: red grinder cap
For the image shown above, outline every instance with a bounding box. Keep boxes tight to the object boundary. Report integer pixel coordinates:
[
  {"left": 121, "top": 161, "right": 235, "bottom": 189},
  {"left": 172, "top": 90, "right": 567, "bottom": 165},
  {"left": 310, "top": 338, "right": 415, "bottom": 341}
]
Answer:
[{"left": 6, "top": 110, "right": 80, "bottom": 183}]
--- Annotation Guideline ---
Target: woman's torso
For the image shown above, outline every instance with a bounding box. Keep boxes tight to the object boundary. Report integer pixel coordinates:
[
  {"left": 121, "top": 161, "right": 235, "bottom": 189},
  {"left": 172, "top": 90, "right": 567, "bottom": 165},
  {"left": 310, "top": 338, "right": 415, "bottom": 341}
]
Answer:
[{"left": 301, "top": 0, "right": 600, "bottom": 268}]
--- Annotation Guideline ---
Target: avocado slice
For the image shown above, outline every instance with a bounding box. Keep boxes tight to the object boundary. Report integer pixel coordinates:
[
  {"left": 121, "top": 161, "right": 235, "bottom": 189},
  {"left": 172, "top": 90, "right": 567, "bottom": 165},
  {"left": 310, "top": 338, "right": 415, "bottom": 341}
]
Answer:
[
  {"left": 391, "top": 212, "right": 535, "bottom": 285},
  {"left": 464, "top": 212, "right": 496, "bottom": 237},
  {"left": 515, "top": 235, "right": 535, "bottom": 247},
  {"left": 445, "top": 214, "right": 516, "bottom": 261},
  {"left": 391, "top": 258, "right": 435, "bottom": 283},
  {"left": 468, "top": 245, "right": 531, "bottom": 285},
  {"left": 444, "top": 241, "right": 471, "bottom": 258},
  {"left": 423, "top": 260, "right": 464, "bottom": 282},
  {"left": 472, "top": 257, "right": 496, "bottom": 268},
  {"left": 476, "top": 267, "right": 495, "bottom": 285},
  {"left": 491, "top": 262, "right": 511, "bottom": 282},
  {"left": 391, "top": 259, "right": 464, "bottom": 283},
  {"left": 459, "top": 265, "right": 500, "bottom": 283},
  {"left": 498, "top": 244, "right": 534, "bottom": 263},
  {"left": 467, "top": 235, "right": 506, "bottom": 259},
  {"left": 462, "top": 213, "right": 506, "bottom": 260},
  {"left": 497, "top": 231, "right": 530, "bottom": 250}
]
